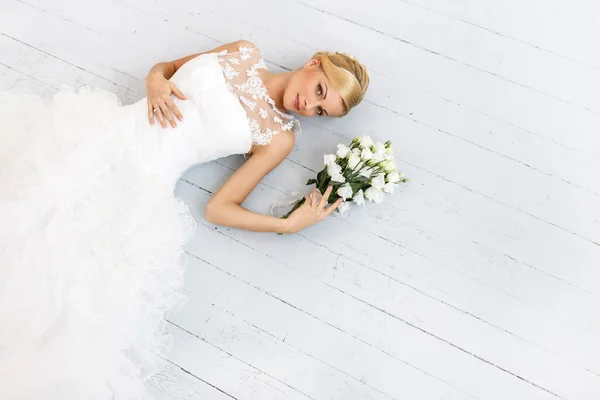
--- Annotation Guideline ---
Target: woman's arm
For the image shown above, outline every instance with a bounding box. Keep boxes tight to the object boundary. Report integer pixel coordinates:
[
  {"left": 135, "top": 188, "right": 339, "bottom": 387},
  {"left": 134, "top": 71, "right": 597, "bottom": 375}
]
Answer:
[
  {"left": 204, "top": 133, "right": 342, "bottom": 234},
  {"left": 145, "top": 40, "right": 255, "bottom": 128},
  {"left": 204, "top": 132, "right": 293, "bottom": 233}
]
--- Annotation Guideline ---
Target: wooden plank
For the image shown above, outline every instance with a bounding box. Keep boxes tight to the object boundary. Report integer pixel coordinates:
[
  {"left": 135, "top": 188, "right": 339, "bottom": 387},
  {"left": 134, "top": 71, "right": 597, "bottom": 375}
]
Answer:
[
  {"left": 397, "top": 0, "right": 600, "bottom": 69},
  {"left": 145, "top": 362, "right": 235, "bottom": 400},
  {"left": 460, "top": 1, "right": 600, "bottom": 69},
  {"left": 391, "top": 0, "right": 470, "bottom": 18},
  {"left": 298, "top": 0, "right": 600, "bottom": 114},
  {"left": 0, "top": 62, "right": 56, "bottom": 94},
  {"left": 164, "top": 322, "right": 314, "bottom": 400},
  {"left": 0, "top": 33, "right": 137, "bottom": 102},
  {"left": 169, "top": 294, "right": 397, "bottom": 400}
]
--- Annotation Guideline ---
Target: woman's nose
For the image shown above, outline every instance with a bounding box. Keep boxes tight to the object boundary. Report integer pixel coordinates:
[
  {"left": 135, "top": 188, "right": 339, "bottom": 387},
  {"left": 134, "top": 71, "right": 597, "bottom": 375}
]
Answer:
[{"left": 304, "top": 98, "right": 317, "bottom": 112}]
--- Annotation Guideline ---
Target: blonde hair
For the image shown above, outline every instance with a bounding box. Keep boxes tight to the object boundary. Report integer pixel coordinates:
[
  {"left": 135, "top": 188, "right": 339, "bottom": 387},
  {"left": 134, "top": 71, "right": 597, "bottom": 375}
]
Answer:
[{"left": 311, "top": 51, "right": 369, "bottom": 116}]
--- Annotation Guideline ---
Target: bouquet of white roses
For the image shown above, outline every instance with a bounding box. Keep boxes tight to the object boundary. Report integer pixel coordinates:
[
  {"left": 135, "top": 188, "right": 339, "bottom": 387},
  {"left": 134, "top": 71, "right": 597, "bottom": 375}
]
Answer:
[{"left": 280, "top": 135, "right": 409, "bottom": 219}]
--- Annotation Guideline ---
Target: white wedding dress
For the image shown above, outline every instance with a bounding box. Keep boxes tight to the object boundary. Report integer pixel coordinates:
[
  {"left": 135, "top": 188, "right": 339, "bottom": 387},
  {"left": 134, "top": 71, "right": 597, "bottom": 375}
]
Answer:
[{"left": 0, "top": 45, "right": 300, "bottom": 399}]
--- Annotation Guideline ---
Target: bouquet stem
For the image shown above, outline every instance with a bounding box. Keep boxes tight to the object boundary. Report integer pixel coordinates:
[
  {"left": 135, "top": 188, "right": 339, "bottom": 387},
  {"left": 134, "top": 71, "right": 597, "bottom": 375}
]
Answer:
[{"left": 281, "top": 197, "right": 307, "bottom": 219}]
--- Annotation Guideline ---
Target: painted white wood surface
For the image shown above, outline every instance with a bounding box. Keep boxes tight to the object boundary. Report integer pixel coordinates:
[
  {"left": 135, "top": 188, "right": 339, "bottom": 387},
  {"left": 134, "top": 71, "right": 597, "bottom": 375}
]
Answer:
[{"left": 1, "top": 0, "right": 599, "bottom": 399}]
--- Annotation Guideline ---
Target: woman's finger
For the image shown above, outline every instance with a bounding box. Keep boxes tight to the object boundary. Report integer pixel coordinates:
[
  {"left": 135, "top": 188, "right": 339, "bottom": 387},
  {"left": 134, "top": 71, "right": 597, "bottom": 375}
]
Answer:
[
  {"left": 159, "top": 102, "right": 176, "bottom": 128},
  {"left": 311, "top": 188, "right": 318, "bottom": 208},
  {"left": 170, "top": 84, "right": 187, "bottom": 101},
  {"left": 165, "top": 98, "right": 184, "bottom": 122},
  {"left": 319, "top": 186, "right": 333, "bottom": 209},
  {"left": 147, "top": 102, "right": 155, "bottom": 125},
  {"left": 324, "top": 198, "right": 344, "bottom": 217},
  {"left": 154, "top": 106, "right": 167, "bottom": 128}
]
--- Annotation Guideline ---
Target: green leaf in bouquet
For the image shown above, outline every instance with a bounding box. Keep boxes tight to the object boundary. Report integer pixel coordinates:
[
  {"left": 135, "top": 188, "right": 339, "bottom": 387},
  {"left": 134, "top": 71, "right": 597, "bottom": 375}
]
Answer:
[
  {"left": 329, "top": 193, "right": 342, "bottom": 204},
  {"left": 306, "top": 178, "right": 317, "bottom": 185},
  {"left": 349, "top": 181, "right": 364, "bottom": 194},
  {"left": 316, "top": 167, "right": 329, "bottom": 187}
]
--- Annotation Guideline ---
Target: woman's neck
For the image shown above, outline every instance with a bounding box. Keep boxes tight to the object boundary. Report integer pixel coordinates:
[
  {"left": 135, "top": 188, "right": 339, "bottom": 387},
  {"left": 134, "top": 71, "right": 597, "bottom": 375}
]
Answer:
[{"left": 260, "top": 69, "right": 294, "bottom": 114}]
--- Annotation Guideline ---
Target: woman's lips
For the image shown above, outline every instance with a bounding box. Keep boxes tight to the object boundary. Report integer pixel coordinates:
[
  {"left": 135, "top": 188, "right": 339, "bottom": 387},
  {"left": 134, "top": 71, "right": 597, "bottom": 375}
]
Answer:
[{"left": 294, "top": 94, "right": 299, "bottom": 110}]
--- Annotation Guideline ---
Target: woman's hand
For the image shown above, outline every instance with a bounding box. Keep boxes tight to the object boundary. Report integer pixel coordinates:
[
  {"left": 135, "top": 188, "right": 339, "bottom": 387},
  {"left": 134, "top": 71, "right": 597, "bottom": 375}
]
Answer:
[
  {"left": 283, "top": 186, "right": 344, "bottom": 234},
  {"left": 145, "top": 74, "right": 187, "bottom": 128}
]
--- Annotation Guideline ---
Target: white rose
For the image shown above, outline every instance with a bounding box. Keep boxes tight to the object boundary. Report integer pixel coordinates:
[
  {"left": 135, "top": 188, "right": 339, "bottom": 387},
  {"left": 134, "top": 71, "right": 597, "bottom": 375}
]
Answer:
[
  {"left": 348, "top": 153, "right": 361, "bottom": 170},
  {"left": 379, "top": 160, "right": 392, "bottom": 173},
  {"left": 387, "top": 171, "right": 400, "bottom": 183},
  {"left": 327, "top": 163, "right": 342, "bottom": 177},
  {"left": 382, "top": 160, "right": 397, "bottom": 174},
  {"left": 374, "top": 190, "right": 385, "bottom": 203},
  {"left": 336, "top": 144, "right": 350, "bottom": 159},
  {"left": 337, "top": 183, "right": 353, "bottom": 200},
  {"left": 373, "top": 151, "right": 386, "bottom": 163},
  {"left": 371, "top": 173, "right": 386, "bottom": 190},
  {"left": 337, "top": 201, "right": 351, "bottom": 216},
  {"left": 324, "top": 154, "right": 337, "bottom": 166},
  {"left": 383, "top": 182, "right": 396, "bottom": 194},
  {"left": 365, "top": 186, "right": 386, "bottom": 203},
  {"left": 364, "top": 187, "right": 384, "bottom": 203},
  {"left": 359, "top": 135, "right": 374, "bottom": 148},
  {"left": 353, "top": 189, "right": 366, "bottom": 206},
  {"left": 373, "top": 142, "right": 386, "bottom": 162},
  {"left": 331, "top": 172, "right": 346, "bottom": 183},
  {"left": 361, "top": 148, "right": 374, "bottom": 161}
]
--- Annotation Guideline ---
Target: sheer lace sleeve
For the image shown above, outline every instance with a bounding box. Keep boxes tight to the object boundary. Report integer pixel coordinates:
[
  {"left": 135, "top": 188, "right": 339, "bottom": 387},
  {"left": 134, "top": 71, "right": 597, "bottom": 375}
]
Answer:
[{"left": 215, "top": 45, "right": 302, "bottom": 146}]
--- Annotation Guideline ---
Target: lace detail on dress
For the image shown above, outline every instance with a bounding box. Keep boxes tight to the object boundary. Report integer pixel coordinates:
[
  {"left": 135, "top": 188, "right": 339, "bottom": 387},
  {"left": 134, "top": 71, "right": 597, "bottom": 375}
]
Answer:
[{"left": 216, "top": 46, "right": 301, "bottom": 146}]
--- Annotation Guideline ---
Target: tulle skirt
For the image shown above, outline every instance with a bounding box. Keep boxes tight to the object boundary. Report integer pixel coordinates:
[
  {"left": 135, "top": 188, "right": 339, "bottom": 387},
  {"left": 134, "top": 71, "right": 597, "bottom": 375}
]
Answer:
[{"left": 0, "top": 86, "right": 197, "bottom": 399}]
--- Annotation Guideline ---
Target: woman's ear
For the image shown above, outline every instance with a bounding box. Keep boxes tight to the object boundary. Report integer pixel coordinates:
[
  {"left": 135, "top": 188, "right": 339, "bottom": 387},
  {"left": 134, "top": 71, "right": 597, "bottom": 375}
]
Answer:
[{"left": 304, "top": 58, "right": 321, "bottom": 69}]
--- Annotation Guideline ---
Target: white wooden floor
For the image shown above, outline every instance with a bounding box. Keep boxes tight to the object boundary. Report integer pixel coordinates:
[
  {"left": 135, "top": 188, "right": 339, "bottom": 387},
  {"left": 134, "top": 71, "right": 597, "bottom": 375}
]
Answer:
[{"left": 2, "top": 0, "right": 600, "bottom": 399}]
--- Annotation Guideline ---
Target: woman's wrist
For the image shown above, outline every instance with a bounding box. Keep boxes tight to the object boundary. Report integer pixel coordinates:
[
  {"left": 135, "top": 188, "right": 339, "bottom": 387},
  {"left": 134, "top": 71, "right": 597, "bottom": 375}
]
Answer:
[
  {"left": 278, "top": 216, "right": 298, "bottom": 234},
  {"left": 278, "top": 217, "right": 291, "bottom": 234},
  {"left": 146, "top": 62, "right": 174, "bottom": 81},
  {"left": 145, "top": 71, "right": 165, "bottom": 83}
]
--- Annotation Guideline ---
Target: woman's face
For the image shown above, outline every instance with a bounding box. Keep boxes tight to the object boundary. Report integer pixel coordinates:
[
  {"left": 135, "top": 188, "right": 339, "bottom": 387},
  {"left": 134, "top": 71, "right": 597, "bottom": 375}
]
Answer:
[{"left": 284, "top": 59, "right": 346, "bottom": 118}]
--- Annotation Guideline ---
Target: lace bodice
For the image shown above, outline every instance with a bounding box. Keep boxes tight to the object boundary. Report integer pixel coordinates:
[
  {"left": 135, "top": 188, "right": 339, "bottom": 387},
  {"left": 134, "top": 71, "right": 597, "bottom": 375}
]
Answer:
[
  {"left": 215, "top": 45, "right": 302, "bottom": 146},
  {"left": 117, "top": 44, "right": 301, "bottom": 189}
]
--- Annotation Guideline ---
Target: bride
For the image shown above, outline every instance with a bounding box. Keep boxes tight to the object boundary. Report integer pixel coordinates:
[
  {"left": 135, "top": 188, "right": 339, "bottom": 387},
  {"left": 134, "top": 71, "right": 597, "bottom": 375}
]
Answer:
[{"left": 0, "top": 39, "right": 369, "bottom": 399}]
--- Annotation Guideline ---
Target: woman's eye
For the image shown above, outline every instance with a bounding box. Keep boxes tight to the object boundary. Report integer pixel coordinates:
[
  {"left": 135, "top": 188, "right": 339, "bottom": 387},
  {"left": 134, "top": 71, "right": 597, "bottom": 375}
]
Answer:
[
  {"left": 317, "top": 84, "right": 322, "bottom": 97},
  {"left": 317, "top": 106, "right": 323, "bottom": 115}
]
